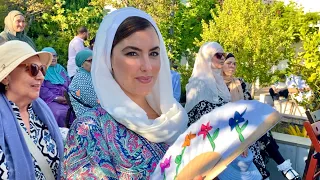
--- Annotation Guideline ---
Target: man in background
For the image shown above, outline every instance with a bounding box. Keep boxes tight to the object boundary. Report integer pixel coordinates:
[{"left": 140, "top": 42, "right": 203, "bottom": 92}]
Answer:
[{"left": 67, "top": 26, "right": 89, "bottom": 78}]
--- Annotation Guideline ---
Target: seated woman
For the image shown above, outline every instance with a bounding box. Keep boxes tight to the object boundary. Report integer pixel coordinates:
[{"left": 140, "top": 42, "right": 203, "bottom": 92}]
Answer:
[
  {"left": 0, "top": 41, "right": 63, "bottom": 179},
  {"left": 222, "top": 53, "right": 300, "bottom": 180},
  {"left": 0, "top": 10, "right": 37, "bottom": 50},
  {"left": 40, "top": 47, "right": 71, "bottom": 127},
  {"left": 68, "top": 50, "right": 99, "bottom": 118},
  {"left": 62, "top": 8, "right": 188, "bottom": 179},
  {"left": 185, "top": 42, "right": 261, "bottom": 180}
]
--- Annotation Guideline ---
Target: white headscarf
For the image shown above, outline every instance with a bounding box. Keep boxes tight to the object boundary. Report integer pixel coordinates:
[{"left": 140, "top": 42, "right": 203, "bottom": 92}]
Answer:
[
  {"left": 92, "top": 7, "right": 188, "bottom": 145},
  {"left": 185, "top": 42, "right": 231, "bottom": 112}
]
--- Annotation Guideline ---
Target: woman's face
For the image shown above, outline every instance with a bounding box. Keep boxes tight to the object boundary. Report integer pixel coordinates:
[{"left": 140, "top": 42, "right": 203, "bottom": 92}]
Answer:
[
  {"left": 13, "top": 15, "right": 25, "bottom": 32},
  {"left": 111, "top": 27, "right": 161, "bottom": 99},
  {"left": 82, "top": 56, "right": 92, "bottom": 72},
  {"left": 50, "top": 53, "right": 58, "bottom": 66},
  {"left": 2, "top": 55, "right": 45, "bottom": 102},
  {"left": 223, "top": 57, "right": 237, "bottom": 77},
  {"left": 211, "top": 52, "right": 225, "bottom": 69}
]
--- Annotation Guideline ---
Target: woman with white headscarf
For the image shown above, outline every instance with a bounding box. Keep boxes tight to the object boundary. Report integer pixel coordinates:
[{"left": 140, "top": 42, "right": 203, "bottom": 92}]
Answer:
[
  {"left": 185, "top": 42, "right": 231, "bottom": 126},
  {"left": 62, "top": 7, "right": 188, "bottom": 179},
  {"left": 185, "top": 43, "right": 262, "bottom": 180}
]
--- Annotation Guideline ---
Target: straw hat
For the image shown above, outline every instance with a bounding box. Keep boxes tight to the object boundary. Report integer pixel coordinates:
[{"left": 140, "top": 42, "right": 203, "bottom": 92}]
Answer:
[{"left": 0, "top": 40, "right": 52, "bottom": 82}]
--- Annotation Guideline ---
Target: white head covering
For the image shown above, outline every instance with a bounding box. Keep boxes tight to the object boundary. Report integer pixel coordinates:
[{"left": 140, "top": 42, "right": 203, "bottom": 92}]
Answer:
[
  {"left": 92, "top": 7, "right": 188, "bottom": 144},
  {"left": 185, "top": 42, "right": 231, "bottom": 112}
]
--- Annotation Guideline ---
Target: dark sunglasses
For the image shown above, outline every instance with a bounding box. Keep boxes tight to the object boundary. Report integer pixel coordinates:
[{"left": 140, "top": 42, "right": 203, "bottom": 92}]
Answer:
[
  {"left": 215, "top": 53, "right": 225, "bottom": 60},
  {"left": 18, "top": 63, "right": 47, "bottom": 77}
]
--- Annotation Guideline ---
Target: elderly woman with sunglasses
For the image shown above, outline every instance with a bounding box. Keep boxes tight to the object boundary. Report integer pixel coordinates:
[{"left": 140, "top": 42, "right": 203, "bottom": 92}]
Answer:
[
  {"left": 0, "top": 41, "right": 63, "bottom": 180},
  {"left": 68, "top": 50, "right": 99, "bottom": 119},
  {"left": 185, "top": 43, "right": 262, "bottom": 180},
  {"left": 185, "top": 42, "right": 231, "bottom": 126},
  {"left": 40, "top": 47, "right": 71, "bottom": 127}
]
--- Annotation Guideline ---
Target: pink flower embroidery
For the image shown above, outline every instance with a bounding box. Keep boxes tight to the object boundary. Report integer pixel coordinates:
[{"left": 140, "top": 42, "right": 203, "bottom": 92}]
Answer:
[
  {"left": 198, "top": 122, "right": 212, "bottom": 139},
  {"left": 160, "top": 156, "right": 171, "bottom": 174}
]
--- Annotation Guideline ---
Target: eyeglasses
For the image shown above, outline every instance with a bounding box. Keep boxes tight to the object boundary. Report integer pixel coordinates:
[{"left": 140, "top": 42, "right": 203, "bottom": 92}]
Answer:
[
  {"left": 18, "top": 63, "right": 47, "bottom": 77},
  {"left": 215, "top": 53, "right": 225, "bottom": 60}
]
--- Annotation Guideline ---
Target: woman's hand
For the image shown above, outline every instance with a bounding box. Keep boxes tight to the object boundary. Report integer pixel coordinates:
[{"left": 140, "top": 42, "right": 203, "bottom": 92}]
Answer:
[
  {"left": 241, "top": 149, "right": 248, "bottom": 157},
  {"left": 55, "top": 96, "right": 67, "bottom": 104}
]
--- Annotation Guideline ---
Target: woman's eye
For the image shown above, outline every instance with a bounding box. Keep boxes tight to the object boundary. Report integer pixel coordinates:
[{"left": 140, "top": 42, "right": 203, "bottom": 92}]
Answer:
[
  {"left": 150, "top": 52, "right": 159, "bottom": 57},
  {"left": 125, "top": 52, "right": 138, "bottom": 56}
]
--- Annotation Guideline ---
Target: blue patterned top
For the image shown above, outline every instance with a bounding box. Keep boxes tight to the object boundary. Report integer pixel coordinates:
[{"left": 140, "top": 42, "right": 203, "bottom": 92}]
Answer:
[
  {"left": 62, "top": 106, "right": 169, "bottom": 179},
  {"left": 68, "top": 68, "right": 99, "bottom": 118},
  {"left": 0, "top": 102, "right": 60, "bottom": 179}
]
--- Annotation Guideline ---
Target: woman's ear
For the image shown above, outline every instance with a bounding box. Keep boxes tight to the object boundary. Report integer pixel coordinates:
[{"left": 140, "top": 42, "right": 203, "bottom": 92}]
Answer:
[{"left": 1, "top": 76, "right": 9, "bottom": 85}]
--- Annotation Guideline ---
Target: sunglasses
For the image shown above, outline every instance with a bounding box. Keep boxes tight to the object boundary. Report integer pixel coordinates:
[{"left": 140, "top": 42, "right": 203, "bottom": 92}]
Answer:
[
  {"left": 18, "top": 63, "right": 47, "bottom": 77},
  {"left": 215, "top": 53, "right": 225, "bottom": 60}
]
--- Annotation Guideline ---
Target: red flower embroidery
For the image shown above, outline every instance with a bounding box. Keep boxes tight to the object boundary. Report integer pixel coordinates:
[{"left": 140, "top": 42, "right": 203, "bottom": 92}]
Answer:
[{"left": 198, "top": 122, "right": 212, "bottom": 139}]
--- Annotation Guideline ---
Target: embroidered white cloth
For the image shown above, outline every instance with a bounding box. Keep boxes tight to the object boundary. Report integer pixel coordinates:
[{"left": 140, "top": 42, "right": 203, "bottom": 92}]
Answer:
[{"left": 151, "top": 100, "right": 279, "bottom": 180}]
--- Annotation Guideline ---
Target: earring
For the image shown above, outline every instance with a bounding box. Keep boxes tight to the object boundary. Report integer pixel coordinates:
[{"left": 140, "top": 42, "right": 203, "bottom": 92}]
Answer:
[{"left": 5, "top": 85, "right": 8, "bottom": 91}]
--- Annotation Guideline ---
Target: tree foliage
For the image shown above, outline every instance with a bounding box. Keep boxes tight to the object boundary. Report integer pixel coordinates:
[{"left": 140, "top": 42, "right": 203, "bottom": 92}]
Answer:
[{"left": 198, "top": 0, "right": 298, "bottom": 88}]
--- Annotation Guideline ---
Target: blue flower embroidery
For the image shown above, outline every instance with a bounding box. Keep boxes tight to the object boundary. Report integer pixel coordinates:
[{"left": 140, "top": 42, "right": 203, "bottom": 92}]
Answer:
[
  {"left": 229, "top": 109, "right": 246, "bottom": 130},
  {"left": 229, "top": 108, "right": 248, "bottom": 142}
]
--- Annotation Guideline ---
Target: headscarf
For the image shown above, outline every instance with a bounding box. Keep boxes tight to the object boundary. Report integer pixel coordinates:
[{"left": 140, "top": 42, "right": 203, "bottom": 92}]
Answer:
[
  {"left": 92, "top": 7, "right": 188, "bottom": 145},
  {"left": 75, "top": 50, "right": 92, "bottom": 67},
  {"left": 42, "top": 47, "right": 67, "bottom": 85},
  {"left": 223, "top": 53, "right": 244, "bottom": 102},
  {"left": 185, "top": 42, "right": 231, "bottom": 112},
  {"left": 0, "top": 10, "right": 37, "bottom": 50}
]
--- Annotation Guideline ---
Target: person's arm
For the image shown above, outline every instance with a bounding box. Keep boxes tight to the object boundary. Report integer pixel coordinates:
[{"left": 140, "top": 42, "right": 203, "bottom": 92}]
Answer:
[
  {"left": 62, "top": 115, "right": 118, "bottom": 180},
  {"left": 172, "top": 73, "right": 181, "bottom": 102},
  {"left": 40, "top": 82, "right": 58, "bottom": 104},
  {"left": 239, "top": 78, "right": 253, "bottom": 100}
]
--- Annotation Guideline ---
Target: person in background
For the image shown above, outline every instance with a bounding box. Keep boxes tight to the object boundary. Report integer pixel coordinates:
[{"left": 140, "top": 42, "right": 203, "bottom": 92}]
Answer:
[
  {"left": 89, "top": 36, "right": 95, "bottom": 50},
  {"left": 171, "top": 64, "right": 181, "bottom": 102},
  {"left": 67, "top": 26, "right": 89, "bottom": 78},
  {"left": 269, "top": 74, "right": 289, "bottom": 101},
  {"left": 68, "top": 50, "right": 99, "bottom": 118},
  {"left": 63, "top": 8, "right": 188, "bottom": 179},
  {"left": 286, "top": 74, "right": 311, "bottom": 103},
  {"left": 0, "top": 10, "right": 37, "bottom": 50},
  {"left": 185, "top": 43, "right": 261, "bottom": 180},
  {"left": 40, "top": 47, "right": 71, "bottom": 127},
  {"left": 0, "top": 41, "right": 63, "bottom": 180},
  {"left": 222, "top": 52, "right": 301, "bottom": 180}
]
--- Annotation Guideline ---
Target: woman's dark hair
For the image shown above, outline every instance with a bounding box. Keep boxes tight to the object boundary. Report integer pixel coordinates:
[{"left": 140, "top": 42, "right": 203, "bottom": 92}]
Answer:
[
  {"left": 225, "top": 53, "right": 235, "bottom": 60},
  {"left": 0, "top": 83, "right": 5, "bottom": 93},
  {"left": 112, "top": 16, "right": 154, "bottom": 51}
]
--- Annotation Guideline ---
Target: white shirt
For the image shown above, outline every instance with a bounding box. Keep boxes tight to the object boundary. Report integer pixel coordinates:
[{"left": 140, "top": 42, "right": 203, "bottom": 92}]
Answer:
[
  {"left": 286, "top": 75, "right": 308, "bottom": 89},
  {"left": 68, "top": 36, "right": 85, "bottom": 77}
]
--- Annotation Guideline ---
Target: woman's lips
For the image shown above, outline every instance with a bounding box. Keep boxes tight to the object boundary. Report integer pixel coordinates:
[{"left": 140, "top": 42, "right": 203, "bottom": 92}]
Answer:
[
  {"left": 136, "top": 76, "right": 152, "bottom": 84},
  {"left": 31, "top": 84, "right": 41, "bottom": 91}
]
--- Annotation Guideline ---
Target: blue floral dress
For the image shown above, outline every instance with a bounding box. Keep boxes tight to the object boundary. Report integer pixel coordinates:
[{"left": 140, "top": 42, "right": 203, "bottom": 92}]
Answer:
[
  {"left": 62, "top": 106, "right": 169, "bottom": 179},
  {"left": 0, "top": 102, "right": 60, "bottom": 179}
]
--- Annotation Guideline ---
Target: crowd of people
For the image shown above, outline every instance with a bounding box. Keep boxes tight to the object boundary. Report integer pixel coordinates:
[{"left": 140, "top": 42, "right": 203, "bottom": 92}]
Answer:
[{"left": 0, "top": 8, "right": 302, "bottom": 180}]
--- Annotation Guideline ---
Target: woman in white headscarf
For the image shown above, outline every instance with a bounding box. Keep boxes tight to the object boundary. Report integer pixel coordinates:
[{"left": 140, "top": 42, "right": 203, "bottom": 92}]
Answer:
[
  {"left": 62, "top": 7, "right": 188, "bottom": 179},
  {"left": 185, "top": 43, "right": 262, "bottom": 180},
  {"left": 185, "top": 42, "right": 231, "bottom": 126}
]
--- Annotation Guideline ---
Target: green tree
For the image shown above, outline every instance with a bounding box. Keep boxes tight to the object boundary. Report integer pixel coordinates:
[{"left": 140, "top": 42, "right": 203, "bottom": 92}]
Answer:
[
  {"left": 197, "top": 0, "right": 298, "bottom": 96},
  {"left": 30, "top": 0, "right": 105, "bottom": 66},
  {"left": 289, "top": 30, "right": 320, "bottom": 111},
  {"left": 172, "top": 0, "right": 217, "bottom": 63}
]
